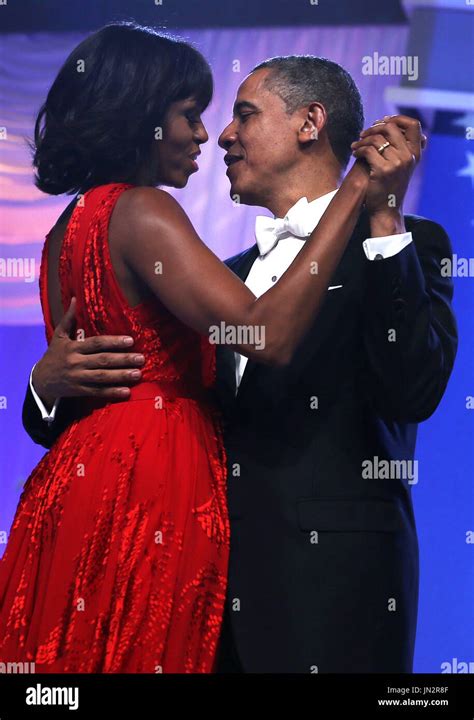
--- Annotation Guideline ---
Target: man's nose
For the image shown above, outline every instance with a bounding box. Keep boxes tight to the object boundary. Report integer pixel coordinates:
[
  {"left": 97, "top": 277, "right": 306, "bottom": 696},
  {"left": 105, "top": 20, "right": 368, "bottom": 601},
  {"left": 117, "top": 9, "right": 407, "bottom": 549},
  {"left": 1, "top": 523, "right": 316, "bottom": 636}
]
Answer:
[{"left": 218, "top": 121, "right": 237, "bottom": 150}]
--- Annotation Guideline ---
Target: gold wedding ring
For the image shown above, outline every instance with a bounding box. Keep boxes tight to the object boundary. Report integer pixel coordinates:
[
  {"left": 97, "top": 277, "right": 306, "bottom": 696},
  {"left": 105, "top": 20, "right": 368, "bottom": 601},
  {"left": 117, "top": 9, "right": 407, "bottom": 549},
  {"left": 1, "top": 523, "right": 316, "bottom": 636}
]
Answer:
[{"left": 377, "top": 141, "right": 391, "bottom": 155}]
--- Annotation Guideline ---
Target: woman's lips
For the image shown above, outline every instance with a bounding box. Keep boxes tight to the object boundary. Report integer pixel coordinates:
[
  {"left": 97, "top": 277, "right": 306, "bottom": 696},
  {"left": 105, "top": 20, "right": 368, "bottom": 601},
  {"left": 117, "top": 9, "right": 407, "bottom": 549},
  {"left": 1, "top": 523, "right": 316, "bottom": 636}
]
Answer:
[{"left": 188, "top": 152, "right": 200, "bottom": 172}]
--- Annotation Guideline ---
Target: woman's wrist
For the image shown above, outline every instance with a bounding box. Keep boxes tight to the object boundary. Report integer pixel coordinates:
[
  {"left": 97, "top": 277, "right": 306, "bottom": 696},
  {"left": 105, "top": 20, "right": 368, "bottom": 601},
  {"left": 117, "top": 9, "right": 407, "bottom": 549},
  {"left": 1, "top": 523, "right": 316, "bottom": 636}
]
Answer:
[{"left": 345, "top": 159, "right": 370, "bottom": 193}]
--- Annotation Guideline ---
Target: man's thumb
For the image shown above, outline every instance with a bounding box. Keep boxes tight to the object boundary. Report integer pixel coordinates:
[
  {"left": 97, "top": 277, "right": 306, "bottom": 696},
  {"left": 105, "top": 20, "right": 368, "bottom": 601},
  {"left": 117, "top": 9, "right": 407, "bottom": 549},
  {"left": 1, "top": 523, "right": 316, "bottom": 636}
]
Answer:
[{"left": 55, "top": 297, "right": 77, "bottom": 338}]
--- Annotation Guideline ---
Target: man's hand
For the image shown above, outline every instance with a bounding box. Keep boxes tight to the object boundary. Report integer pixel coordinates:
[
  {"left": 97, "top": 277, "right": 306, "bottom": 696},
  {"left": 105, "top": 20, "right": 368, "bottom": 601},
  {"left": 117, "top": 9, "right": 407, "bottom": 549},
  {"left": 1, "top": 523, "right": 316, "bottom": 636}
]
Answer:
[
  {"left": 32, "top": 297, "right": 145, "bottom": 408},
  {"left": 350, "top": 114, "right": 427, "bottom": 236}
]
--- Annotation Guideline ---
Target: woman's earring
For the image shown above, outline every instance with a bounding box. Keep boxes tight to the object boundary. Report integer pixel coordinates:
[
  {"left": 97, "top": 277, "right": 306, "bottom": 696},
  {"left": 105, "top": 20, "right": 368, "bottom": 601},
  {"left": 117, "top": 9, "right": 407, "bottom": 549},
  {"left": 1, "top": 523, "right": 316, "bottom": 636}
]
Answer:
[{"left": 310, "top": 127, "right": 319, "bottom": 140}]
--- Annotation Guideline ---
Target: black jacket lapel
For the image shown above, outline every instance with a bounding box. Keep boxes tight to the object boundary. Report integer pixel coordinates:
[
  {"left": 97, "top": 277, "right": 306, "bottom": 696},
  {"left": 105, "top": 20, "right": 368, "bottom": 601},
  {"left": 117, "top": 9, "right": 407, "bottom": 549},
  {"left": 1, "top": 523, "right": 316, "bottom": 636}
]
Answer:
[{"left": 215, "top": 245, "right": 259, "bottom": 412}]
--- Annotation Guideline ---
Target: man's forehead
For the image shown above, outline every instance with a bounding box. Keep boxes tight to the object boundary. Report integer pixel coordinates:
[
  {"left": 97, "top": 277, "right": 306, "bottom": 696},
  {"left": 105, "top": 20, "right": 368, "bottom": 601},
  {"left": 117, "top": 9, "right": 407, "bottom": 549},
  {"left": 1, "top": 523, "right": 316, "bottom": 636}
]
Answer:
[{"left": 234, "top": 68, "right": 271, "bottom": 105}]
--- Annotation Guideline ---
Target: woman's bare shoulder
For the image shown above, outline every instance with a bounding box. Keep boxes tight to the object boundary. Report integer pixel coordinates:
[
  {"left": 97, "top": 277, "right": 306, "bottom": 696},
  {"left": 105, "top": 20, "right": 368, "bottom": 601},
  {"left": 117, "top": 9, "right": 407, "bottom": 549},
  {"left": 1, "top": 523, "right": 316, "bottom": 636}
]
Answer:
[
  {"left": 110, "top": 186, "right": 197, "bottom": 267},
  {"left": 117, "top": 186, "right": 187, "bottom": 229}
]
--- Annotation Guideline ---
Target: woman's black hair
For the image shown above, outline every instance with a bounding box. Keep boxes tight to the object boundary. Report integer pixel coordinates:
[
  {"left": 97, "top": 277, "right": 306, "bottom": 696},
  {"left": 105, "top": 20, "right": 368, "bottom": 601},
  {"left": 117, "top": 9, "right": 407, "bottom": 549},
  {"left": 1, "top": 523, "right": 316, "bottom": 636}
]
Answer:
[{"left": 29, "top": 21, "right": 213, "bottom": 195}]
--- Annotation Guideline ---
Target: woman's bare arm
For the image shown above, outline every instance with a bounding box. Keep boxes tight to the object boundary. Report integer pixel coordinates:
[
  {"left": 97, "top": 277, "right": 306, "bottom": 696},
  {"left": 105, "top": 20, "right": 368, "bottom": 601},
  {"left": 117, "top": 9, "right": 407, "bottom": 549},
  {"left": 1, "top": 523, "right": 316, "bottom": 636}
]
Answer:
[{"left": 119, "top": 162, "right": 368, "bottom": 365}]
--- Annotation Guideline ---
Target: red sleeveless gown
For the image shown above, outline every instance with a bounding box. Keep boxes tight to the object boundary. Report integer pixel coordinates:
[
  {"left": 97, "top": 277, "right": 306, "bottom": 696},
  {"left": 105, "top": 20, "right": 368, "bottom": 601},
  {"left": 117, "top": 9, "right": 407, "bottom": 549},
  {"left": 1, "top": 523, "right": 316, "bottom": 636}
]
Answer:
[{"left": 0, "top": 183, "right": 230, "bottom": 673}]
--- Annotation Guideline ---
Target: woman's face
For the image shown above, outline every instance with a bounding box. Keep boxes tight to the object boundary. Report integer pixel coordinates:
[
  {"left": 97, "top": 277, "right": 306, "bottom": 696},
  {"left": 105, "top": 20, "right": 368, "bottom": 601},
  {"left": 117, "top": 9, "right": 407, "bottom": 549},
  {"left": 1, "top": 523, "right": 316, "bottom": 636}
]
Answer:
[{"left": 148, "top": 97, "right": 209, "bottom": 188}]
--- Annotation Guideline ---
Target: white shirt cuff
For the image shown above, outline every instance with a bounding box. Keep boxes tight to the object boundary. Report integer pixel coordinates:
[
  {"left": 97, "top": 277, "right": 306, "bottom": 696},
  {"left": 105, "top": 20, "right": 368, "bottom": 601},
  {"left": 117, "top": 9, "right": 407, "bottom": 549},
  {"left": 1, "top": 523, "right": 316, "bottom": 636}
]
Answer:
[
  {"left": 29, "top": 363, "right": 60, "bottom": 423},
  {"left": 363, "top": 232, "right": 413, "bottom": 261}
]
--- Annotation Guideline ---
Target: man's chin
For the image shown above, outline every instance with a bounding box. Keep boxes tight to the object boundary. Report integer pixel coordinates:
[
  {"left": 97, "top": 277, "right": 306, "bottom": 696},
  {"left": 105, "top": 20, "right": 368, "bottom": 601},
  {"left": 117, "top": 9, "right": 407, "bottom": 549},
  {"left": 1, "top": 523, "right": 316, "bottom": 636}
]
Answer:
[
  {"left": 228, "top": 185, "right": 258, "bottom": 207},
  {"left": 227, "top": 177, "right": 243, "bottom": 199}
]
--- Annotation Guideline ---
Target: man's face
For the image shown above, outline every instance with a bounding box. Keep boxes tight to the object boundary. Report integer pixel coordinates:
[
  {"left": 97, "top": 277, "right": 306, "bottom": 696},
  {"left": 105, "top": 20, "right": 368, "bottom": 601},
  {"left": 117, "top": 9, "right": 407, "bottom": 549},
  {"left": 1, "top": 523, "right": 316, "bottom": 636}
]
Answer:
[{"left": 218, "top": 69, "right": 304, "bottom": 207}]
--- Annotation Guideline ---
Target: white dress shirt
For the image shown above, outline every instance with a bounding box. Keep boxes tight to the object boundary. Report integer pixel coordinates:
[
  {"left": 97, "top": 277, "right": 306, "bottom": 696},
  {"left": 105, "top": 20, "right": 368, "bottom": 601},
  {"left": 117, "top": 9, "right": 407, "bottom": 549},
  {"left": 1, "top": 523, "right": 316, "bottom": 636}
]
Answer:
[
  {"left": 234, "top": 189, "right": 413, "bottom": 390},
  {"left": 29, "top": 362, "right": 60, "bottom": 423}
]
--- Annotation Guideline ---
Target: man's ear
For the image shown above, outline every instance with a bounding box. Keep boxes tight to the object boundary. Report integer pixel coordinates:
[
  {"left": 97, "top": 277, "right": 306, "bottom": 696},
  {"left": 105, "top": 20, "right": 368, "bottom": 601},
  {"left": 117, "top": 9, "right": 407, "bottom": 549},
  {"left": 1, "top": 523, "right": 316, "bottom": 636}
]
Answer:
[{"left": 299, "top": 102, "right": 327, "bottom": 145}]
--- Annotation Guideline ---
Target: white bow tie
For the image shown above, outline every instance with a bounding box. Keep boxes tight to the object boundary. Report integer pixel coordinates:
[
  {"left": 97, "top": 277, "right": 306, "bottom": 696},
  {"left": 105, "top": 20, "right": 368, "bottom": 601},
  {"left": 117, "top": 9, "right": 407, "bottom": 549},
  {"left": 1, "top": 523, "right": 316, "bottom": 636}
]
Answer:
[{"left": 254, "top": 197, "right": 316, "bottom": 257}]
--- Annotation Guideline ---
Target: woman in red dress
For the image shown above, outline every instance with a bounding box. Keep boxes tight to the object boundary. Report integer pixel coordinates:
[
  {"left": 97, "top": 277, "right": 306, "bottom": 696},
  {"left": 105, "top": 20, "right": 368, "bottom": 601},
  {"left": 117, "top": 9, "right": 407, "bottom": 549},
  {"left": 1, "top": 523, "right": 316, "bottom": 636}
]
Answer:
[{"left": 0, "top": 22, "right": 368, "bottom": 672}]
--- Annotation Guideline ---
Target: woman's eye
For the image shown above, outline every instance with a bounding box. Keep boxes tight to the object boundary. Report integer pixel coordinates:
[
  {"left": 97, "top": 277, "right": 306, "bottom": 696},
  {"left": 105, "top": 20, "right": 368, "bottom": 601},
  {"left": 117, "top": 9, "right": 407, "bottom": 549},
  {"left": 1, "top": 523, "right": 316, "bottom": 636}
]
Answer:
[{"left": 186, "top": 114, "right": 200, "bottom": 124}]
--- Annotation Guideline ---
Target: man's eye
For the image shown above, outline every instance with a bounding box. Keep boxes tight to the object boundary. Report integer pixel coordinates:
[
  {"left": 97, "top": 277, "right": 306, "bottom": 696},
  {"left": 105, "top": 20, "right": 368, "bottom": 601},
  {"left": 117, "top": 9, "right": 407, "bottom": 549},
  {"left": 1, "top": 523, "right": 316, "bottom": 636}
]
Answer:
[{"left": 240, "top": 113, "right": 252, "bottom": 122}]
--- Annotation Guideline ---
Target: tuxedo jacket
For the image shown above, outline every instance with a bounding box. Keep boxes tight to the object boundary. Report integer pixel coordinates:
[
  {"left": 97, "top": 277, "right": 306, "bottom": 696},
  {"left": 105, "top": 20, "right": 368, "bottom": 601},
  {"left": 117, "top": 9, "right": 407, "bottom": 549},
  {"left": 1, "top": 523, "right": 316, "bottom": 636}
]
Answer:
[{"left": 22, "top": 210, "right": 457, "bottom": 673}]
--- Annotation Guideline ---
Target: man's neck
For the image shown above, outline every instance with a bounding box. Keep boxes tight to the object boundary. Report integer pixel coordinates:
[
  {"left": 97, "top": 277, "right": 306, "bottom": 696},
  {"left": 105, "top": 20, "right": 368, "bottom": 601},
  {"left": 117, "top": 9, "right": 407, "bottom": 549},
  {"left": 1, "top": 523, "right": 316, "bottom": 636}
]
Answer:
[{"left": 266, "top": 176, "right": 341, "bottom": 218}]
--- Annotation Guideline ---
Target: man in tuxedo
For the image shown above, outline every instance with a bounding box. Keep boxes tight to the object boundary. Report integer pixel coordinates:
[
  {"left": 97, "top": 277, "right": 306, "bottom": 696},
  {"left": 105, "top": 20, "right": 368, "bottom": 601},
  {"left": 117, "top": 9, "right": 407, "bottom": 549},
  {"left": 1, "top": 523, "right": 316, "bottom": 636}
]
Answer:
[{"left": 22, "top": 56, "right": 457, "bottom": 673}]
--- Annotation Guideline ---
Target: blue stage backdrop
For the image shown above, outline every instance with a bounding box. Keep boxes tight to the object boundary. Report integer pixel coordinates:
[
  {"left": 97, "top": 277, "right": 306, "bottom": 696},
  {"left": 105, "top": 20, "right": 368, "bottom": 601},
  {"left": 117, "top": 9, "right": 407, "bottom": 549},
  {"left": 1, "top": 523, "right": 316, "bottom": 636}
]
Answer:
[{"left": 0, "top": 22, "right": 472, "bottom": 673}]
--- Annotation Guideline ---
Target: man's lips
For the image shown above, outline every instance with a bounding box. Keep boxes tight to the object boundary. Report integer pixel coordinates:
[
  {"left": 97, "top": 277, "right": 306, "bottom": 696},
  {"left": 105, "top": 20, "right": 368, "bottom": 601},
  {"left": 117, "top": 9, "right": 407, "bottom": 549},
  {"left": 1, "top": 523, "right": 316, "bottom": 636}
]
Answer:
[
  {"left": 224, "top": 154, "right": 244, "bottom": 176},
  {"left": 224, "top": 154, "right": 244, "bottom": 167}
]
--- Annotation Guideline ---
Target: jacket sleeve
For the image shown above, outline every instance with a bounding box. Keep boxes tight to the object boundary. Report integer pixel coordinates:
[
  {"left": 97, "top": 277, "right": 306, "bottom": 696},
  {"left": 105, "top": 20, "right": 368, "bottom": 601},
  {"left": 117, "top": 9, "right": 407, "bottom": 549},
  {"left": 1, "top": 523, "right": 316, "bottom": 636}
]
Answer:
[
  {"left": 363, "top": 217, "right": 458, "bottom": 423},
  {"left": 22, "top": 380, "right": 75, "bottom": 449}
]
